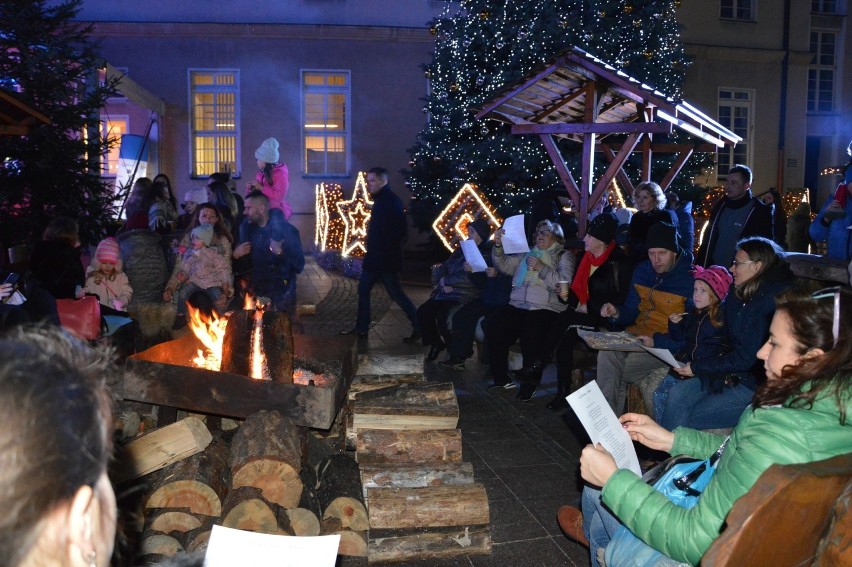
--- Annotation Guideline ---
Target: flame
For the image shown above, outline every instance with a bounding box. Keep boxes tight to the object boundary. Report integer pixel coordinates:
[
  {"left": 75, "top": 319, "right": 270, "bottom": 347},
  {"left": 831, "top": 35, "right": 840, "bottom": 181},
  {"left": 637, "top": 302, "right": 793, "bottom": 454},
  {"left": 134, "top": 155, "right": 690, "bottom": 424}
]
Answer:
[
  {"left": 250, "top": 308, "right": 269, "bottom": 380},
  {"left": 187, "top": 303, "right": 227, "bottom": 371}
]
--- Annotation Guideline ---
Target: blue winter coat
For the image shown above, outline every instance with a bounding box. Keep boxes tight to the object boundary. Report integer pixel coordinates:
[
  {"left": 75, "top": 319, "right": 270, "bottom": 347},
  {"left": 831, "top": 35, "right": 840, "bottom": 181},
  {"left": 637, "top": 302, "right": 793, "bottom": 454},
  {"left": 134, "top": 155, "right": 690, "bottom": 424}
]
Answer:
[
  {"left": 654, "top": 308, "right": 726, "bottom": 363},
  {"left": 809, "top": 196, "right": 852, "bottom": 260}
]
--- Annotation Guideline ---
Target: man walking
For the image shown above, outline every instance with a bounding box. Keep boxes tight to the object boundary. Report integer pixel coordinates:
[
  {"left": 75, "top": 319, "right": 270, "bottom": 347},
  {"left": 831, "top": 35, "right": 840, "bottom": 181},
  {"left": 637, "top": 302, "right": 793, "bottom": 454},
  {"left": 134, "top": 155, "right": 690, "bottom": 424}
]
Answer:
[
  {"left": 341, "top": 167, "right": 420, "bottom": 339},
  {"left": 696, "top": 164, "right": 774, "bottom": 267}
]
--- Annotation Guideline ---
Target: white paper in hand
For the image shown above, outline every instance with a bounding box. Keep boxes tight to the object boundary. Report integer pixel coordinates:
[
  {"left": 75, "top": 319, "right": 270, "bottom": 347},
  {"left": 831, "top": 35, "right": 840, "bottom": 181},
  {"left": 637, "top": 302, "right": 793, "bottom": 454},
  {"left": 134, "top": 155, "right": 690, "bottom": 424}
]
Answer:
[
  {"left": 639, "top": 345, "right": 684, "bottom": 368},
  {"left": 566, "top": 381, "right": 642, "bottom": 476},
  {"left": 204, "top": 525, "right": 340, "bottom": 567},
  {"left": 501, "top": 214, "right": 530, "bottom": 254},
  {"left": 461, "top": 239, "right": 488, "bottom": 272}
]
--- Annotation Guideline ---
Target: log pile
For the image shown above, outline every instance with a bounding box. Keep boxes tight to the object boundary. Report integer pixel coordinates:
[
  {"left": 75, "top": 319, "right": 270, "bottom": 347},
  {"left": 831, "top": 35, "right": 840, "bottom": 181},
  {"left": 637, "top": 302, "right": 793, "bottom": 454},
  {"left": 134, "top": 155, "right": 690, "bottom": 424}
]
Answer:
[
  {"left": 345, "top": 356, "right": 491, "bottom": 563},
  {"left": 127, "top": 409, "right": 368, "bottom": 564}
]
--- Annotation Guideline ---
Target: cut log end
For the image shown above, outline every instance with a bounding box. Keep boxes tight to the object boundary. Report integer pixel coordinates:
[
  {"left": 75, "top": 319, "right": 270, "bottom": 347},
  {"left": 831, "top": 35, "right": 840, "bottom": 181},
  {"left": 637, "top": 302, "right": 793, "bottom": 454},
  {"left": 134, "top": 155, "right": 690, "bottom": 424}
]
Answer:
[
  {"left": 145, "top": 480, "right": 223, "bottom": 517},
  {"left": 231, "top": 459, "right": 304, "bottom": 509},
  {"left": 322, "top": 496, "right": 369, "bottom": 532}
]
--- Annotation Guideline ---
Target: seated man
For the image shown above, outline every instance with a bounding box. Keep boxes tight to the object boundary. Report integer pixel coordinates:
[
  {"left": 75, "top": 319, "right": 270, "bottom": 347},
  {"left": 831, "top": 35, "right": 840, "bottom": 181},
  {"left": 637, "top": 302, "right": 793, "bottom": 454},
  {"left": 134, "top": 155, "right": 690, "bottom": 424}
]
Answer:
[
  {"left": 233, "top": 191, "right": 305, "bottom": 313},
  {"left": 596, "top": 222, "right": 694, "bottom": 415}
]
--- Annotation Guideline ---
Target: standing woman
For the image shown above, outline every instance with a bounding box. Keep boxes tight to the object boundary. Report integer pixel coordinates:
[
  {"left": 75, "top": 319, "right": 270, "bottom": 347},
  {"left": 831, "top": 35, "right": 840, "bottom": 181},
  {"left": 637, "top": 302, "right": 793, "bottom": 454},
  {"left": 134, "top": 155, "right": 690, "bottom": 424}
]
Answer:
[
  {"left": 206, "top": 181, "right": 240, "bottom": 237},
  {"left": 626, "top": 181, "right": 678, "bottom": 266},
  {"left": 149, "top": 173, "right": 179, "bottom": 233},
  {"left": 548, "top": 213, "right": 633, "bottom": 409},
  {"left": 250, "top": 137, "right": 292, "bottom": 220},
  {"left": 29, "top": 217, "right": 85, "bottom": 300},
  {"left": 663, "top": 236, "right": 794, "bottom": 430}
]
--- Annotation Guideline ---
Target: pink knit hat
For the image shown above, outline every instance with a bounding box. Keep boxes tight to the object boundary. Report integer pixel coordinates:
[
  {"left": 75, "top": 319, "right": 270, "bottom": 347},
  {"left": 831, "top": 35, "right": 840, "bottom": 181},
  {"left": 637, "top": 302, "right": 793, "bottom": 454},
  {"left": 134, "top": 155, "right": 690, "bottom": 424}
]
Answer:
[
  {"left": 96, "top": 237, "right": 121, "bottom": 265},
  {"left": 691, "top": 265, "right": 733, "bottom": 301}
]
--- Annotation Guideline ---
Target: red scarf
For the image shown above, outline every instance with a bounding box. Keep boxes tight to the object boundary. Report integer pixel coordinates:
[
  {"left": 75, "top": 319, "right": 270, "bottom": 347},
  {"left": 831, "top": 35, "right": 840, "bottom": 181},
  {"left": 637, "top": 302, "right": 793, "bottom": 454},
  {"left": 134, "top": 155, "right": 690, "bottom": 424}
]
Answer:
[{"left": 570, "top": 241, "right": 617, "bottom": 305}]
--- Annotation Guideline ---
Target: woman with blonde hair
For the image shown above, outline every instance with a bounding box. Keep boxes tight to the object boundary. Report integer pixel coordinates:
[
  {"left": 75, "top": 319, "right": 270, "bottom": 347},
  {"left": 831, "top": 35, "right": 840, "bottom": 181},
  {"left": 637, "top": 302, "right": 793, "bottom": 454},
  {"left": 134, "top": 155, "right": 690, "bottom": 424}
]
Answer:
[{"left": 627, "top": 181, "right": 679, "bottom": 266}]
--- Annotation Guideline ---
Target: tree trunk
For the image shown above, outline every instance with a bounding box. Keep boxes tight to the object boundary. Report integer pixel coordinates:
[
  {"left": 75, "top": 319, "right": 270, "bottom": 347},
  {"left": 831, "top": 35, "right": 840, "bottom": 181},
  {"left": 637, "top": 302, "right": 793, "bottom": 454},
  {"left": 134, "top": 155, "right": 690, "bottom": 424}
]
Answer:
[
  {"left": 229, "top": 410, "right": 304, "bottom": 508},
  {"left": 317, "top": 454, "right": 369, "bottom": 531},
  {"left": 367, "top": 484, "right": 489, "bottom": 530},
  {"left": 356, "top": 429, "right": 463, "bottom": 465},
  {"left": 145, "top": 436, "right": 229, "bottom": 517}
]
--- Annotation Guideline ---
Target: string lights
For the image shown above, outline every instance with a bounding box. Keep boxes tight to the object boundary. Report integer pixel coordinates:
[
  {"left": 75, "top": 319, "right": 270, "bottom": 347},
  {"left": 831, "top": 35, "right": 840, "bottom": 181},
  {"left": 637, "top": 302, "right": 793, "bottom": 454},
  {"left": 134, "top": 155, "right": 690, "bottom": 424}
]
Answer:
[
  {"left": 432, "top": 182, "right": 503, "bottom": 251},
  {"left": 336, "top": 171, "right": 374, "bottom": 257},
  {"left": 314, "top": 182, "right": 346, "bottom": 252}
]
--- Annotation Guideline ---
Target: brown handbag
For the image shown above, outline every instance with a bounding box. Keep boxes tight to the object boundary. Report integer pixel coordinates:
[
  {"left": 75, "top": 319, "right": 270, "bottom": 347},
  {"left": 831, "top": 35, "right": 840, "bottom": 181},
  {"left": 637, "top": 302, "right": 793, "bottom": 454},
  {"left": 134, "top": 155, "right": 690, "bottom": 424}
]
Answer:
[{"left": 56, "top": 295, "right": 103, "bottom": 340}]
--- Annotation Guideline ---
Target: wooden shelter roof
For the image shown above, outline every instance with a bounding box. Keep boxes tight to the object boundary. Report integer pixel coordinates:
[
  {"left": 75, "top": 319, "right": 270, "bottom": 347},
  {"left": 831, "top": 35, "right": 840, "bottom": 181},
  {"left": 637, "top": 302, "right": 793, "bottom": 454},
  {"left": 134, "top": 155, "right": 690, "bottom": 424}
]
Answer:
[
  {"left": 0, "top": 89, "right": 50, "bottom": 136},
  {"left": 475, "top": 47, "right": 741, "bottom": 234}
]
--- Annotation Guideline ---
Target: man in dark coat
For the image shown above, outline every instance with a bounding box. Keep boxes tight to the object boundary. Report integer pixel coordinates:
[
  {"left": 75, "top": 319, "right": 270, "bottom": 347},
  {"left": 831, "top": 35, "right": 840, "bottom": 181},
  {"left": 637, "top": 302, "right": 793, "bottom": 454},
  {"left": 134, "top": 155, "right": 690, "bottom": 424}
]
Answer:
[
  {"left": 341, "top": 167, "right": 420, "bottom": 339},
  {"left": 696, "top": 164, "right": 774, "bottom": 267}
]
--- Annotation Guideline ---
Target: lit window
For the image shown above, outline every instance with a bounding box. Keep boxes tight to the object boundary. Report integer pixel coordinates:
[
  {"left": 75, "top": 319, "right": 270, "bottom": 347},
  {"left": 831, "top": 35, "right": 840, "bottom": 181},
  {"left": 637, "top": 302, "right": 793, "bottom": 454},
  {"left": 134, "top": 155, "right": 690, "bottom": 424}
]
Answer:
[
  {"left": 717, "top": 89, "right": 753, "bottom": 176},
  {"left": 100, "top": 115, "right": 128, "bottom": 177},
  {"left": 189, "top": 70, "right": 240, "bottom": 177},
  {"left": 808, "top": 32, "right": 836, "bottom": 113},
  {"left": 720, "top": 0, "right": 754, "bottom": 20},
  {"left": 302, "top": 70, "right": 350, "bottom": 176}
]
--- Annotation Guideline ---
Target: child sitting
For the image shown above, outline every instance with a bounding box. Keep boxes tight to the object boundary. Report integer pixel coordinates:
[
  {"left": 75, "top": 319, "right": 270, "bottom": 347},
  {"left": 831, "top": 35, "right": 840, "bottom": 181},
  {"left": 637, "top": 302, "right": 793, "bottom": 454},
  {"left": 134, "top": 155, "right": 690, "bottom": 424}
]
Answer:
[
  {"left": 164, "top": 224, "right": 230, "bottom": 329},
  {"left": 84, "top": 237, "right": 135, "bottom": 336},
  {"left": 637, "top": 265, "right": 732, "bottom": 423}
]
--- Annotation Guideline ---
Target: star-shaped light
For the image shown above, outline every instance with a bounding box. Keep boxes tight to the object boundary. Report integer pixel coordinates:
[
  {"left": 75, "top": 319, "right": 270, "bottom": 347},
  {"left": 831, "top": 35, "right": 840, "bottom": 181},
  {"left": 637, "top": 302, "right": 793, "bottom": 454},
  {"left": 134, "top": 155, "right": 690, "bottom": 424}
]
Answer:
[
  {"left": 432, "top": 183, "right": 502, "bottom": 250},
  {"left": 336, "top": 171, "right": 374, "bottom": 257},
  {"left": 314, "top": 182, "right": 345, "bottom": 252}
]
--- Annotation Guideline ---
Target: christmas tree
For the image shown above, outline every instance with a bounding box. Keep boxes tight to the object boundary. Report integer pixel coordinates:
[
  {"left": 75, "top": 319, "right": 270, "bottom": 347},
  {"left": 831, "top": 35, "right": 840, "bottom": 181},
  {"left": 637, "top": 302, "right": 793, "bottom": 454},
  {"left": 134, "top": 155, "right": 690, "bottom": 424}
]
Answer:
[
  {"left": 0, "top": 0, "right": 119, "bottom": 247},
  {"left": 405, "top": 0, "right": 696, "bottom": 232}
]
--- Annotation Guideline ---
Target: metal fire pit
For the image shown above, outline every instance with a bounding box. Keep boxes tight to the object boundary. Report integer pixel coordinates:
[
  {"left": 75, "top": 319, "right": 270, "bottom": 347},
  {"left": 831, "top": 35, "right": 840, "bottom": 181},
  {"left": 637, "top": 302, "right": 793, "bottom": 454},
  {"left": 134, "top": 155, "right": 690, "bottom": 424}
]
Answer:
[{"left": 123, "top": 333, "right": 356, "bottom": 430}]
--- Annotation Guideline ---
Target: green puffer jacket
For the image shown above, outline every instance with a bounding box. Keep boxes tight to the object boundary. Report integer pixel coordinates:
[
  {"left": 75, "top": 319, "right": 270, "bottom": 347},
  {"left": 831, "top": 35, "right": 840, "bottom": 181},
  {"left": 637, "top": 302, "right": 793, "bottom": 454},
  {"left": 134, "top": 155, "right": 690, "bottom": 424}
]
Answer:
[{"left": 601, "top": 387, "right": 852, "bottom": 566}]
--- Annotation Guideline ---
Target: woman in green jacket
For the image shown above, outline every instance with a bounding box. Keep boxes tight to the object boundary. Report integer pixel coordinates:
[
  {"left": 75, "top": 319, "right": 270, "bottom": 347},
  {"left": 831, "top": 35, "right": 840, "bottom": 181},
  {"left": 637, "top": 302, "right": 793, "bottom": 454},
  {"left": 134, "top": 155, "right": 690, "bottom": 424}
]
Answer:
[{"left": 559, "top": 286, "right": 852, "bottom": 566}]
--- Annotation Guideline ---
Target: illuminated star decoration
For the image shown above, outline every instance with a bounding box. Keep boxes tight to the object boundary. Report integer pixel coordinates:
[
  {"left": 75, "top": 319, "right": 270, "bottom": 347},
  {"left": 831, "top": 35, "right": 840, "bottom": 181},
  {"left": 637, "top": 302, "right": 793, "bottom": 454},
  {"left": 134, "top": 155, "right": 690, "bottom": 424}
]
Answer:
[
  {"left": 314, "top": 182, "right": 345, "bottom": 252},
  {"left": 336, "top": 171, "right": 374, "bottom": 257},
  {"left": 432, "top": 182, "right": 502, "bottom": 251}
]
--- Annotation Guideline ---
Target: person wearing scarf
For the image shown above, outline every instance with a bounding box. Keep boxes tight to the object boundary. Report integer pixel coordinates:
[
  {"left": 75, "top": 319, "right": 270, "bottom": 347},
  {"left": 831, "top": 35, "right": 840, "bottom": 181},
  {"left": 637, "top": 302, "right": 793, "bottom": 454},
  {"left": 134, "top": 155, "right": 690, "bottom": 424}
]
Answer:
[
  {"left": 545, "top": 212, "right": 634, "bottom": 409},
  {"left": 485, "top": 220, "right": 576, "bottom": 399}
]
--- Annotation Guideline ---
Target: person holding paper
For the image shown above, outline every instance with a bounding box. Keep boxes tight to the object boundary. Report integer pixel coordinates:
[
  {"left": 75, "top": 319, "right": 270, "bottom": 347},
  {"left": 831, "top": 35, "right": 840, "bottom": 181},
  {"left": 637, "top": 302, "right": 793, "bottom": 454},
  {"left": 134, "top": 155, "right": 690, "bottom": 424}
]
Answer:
[
  {"left": 546, "top": 212, "right": 633, "bottom": 409},
  {"left": 640, "top": 265, "right": 732, "bottom": 421},
  {"left": 485, "top": 219, "right": 576, "bottom": 397},
  {"left": 557, "top": 287, "right": 852, "bottom": 567},
  {"left": 439, "top": 219, "right": 512, "bottom": 371},
  {"left": 662, "top": 237, "right": 793, "bottom": 430},
  {"left": 414, "top": 221, "right": 481, "bottom": 361},
  {"left": 595, "top": 222, "right": 694, "bottom": 414}
]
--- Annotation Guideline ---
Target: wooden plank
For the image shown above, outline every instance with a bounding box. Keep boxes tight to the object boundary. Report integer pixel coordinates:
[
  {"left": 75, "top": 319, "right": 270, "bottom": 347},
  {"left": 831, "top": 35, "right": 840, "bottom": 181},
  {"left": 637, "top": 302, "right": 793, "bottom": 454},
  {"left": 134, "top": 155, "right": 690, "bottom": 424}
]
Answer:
[
  {"left": 512, "top": 122, "right": 671, "bottom": 135},
  {"left": 356, "top": 429, "right": 463, "bottom": 465},
  {"left": 367, "top": 484, "right": 489, "bottom": 529},
  {"left": 355, "top": 353, "right": 425, "bottom": 382},
  {"left": 114, "top": 417, "right": 212, "bottom": 483},
  {"left": 368, "top": 525, "right": 491, "bottom": 563},
  {"left": 360, "top": 462, "right": 475, "bottom": 501},
  {"left": 352, "top": 382, "right": 459, "bottom": 431}
]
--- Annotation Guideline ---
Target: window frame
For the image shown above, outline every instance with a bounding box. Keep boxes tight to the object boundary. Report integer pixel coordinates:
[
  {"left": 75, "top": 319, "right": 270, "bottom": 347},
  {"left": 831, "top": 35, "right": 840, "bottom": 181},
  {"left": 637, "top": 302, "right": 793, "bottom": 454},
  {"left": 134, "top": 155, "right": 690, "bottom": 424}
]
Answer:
[
  {"left": 719, "top": 0, "right": 755, "bottom": 21},
  {"left": 807, "top": 30, "right": 837, "bottom": 114},
  {"left": 811, "top": 0, "right": 837, "bottom": 14},
  {"left": 187, "top": 68, "right": 241, "bottom": 179},
  {"left": 301, "top": 69, "right": 351, "bottom": 178},
  {"left": 100, "top": 114, "right": 130, "bottom": 178},
  {"left": 716, "top": 88, "right": 755, "bottom": 178}
]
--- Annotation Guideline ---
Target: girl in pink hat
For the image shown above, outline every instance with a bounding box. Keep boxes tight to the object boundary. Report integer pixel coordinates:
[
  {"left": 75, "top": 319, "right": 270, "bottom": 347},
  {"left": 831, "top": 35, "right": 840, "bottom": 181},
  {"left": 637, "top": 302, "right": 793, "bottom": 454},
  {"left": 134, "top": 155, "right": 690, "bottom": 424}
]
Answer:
[{"left": 84, "top": 237, "right": 133, "bottom": 313}]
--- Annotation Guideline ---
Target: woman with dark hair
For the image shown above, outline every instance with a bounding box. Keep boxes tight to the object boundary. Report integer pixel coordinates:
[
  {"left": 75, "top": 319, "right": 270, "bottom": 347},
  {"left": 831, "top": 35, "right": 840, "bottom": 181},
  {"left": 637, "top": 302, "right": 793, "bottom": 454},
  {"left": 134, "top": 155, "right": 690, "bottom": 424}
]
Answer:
[
  {"left": 206, "top": 180, "right": 240, "bottom": 236},
  {"left": 0, "top": 327, "right": 118, "bottom": 567},
  {"left": 29, "top": 217, "right": 85, "bottom": 300},
  {"left": 558, "top": 286, "right": 852, "bottom": 566},
  {"left": 121, "top": 177, "right": 154, "bottom": 231},
  {"left": 249, "top": 137, "right": 291, "bottom": 219},
  {"left": 627, "top": 181, "right": 678, "bottom": 266},
  {"left": 486, "top": 219, "right": 576, "bottom": 398},
  {"left": 662, "top": 236, "right": 794, "bottom": 430},
  {"left": 148, "top": 174, "right": 179, "bottom": 233}
]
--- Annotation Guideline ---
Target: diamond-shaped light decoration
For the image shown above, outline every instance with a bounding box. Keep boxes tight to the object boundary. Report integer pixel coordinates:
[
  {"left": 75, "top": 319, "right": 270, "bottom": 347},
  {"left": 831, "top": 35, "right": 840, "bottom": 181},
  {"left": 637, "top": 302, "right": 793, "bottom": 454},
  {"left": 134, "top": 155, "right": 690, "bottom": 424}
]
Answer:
[{"left": 432, "top": 183, "right": 502, "bottom": 251}]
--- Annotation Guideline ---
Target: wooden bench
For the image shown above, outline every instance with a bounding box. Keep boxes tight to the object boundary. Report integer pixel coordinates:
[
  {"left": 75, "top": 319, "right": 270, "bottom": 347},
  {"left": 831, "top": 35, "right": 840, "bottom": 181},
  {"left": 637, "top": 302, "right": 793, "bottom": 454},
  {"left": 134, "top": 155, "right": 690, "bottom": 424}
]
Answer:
[{"left": 703, "top": 452, "right": 852, "bottom": 566}]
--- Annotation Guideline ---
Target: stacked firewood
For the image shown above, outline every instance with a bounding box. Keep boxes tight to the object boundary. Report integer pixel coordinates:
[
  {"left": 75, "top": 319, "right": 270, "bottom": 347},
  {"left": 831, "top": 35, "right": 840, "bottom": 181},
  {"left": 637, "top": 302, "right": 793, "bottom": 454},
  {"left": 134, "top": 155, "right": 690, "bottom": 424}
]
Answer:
[
  {"left": 346, "top": 353, "right": 491, "bottom": 563},
  {"left": 118, "top": 411, "right": 368, "bottom": 564}
]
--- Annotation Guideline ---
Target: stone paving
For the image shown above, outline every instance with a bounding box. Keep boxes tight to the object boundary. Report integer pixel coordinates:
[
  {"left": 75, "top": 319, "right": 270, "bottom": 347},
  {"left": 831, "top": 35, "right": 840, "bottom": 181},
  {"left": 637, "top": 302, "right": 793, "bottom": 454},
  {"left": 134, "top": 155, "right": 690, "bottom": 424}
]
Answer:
[{"left": 295, "top": 256, "right": 592, "bottom": 566}]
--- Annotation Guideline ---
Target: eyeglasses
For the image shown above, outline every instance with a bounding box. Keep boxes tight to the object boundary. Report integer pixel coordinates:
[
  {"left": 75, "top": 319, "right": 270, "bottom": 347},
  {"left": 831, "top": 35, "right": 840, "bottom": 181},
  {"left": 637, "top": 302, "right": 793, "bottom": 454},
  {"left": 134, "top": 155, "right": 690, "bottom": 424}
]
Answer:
[
  {"left": 730, "top": 260, "right": 757, "bottom": 268},
  {"left": 812, "top": 286, "right": 841, "bottom": 347},
  {"left": 534, "top": 229, "right": 552, "bottom": 237}
]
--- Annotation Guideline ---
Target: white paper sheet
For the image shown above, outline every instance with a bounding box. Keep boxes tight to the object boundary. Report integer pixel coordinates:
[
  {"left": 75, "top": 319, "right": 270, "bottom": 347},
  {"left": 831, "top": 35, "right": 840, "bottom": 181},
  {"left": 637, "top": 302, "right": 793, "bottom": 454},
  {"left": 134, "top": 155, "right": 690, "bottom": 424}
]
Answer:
[
  {"left": 501, "top": 214, "right": 530, "bottom": 254},
  {"left": 566, "top": 381, "right": 642, "bottom": 476},
  {"left": 203, "top": 525, "right": 341, "bottom": 567},
  {"left": 461, "top": 239, "right": 488, "bottom": 272},
  {"left": 639, "top": 345, "right": 685, "bottom": 368}
]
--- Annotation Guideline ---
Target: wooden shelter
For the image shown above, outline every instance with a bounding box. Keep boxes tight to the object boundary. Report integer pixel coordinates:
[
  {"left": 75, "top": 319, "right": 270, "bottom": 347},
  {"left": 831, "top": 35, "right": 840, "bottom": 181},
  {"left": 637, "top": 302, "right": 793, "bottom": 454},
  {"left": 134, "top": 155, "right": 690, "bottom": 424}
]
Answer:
[
  {"left": 475, "top": 47, "right": 741, "bottom": 234},
  {"left": 0, "top": 89, "right": 50, "bottom": 136}
]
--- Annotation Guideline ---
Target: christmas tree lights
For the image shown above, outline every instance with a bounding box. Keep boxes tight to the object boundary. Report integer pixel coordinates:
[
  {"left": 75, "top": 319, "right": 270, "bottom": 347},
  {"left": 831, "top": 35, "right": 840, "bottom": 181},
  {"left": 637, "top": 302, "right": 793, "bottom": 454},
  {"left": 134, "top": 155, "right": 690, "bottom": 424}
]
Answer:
[
  {"left": 336, "top": 171, "right": 374, "bottom": 257},
  {"left": 432, "top": 183, "right": 503, "bottom": 250},
  {"left": 405, "top": 0, "right": 696, "bottom": 233}
]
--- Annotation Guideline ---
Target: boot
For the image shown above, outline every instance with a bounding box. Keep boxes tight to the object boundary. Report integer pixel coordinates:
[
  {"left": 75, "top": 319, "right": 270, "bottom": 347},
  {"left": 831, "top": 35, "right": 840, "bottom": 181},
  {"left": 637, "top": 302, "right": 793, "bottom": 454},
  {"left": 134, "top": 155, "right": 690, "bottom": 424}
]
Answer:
[
  {"left": 557, "top": 505, "right": 589, "bottom": 547},
  {"left": 515, "top": 360, "right": 544, "bottom": 384},
  {"left": 547, "top": 372, "right": 571, "bottom": 410}
]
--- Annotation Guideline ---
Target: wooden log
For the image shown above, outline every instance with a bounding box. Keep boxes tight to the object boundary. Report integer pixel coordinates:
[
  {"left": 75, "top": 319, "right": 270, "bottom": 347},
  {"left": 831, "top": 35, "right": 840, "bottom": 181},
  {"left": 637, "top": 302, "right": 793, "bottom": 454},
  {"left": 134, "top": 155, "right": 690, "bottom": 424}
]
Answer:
[
  {"left": 359, "top": 462, "right": 475, "bottom": 500},
  {"left": 355, "top": 429, "right": 463, "bottom": 465},
  {"left": 114, "top": 417, "right": 212, "bottom": 483},
  {"left": 367, "top": 484, "right": 489, "bottom": 530},
  {"left": 230, "top": 410, "right": 304, "bottom": 508},
  {"left": 183, "top": 527, "right": 212, "bottom": 553},
  {"left": 336, "top": 529, "right": 369, "bottom": 557},
  {"left": 139, "top": 530, "right": 183, "bottom": 557},
  {"left": 354, "top": 353, "right": 425, "bottom": 383},
  {"left": 278, "top": 507, "right": 321, "bottom": 537},
  {"left": 317, "top": 454, "right": 369, "bottom": 531},
  {"left": 367, "top": 525, "right": 492, "bottom": 563},
  {"left": 145, "top": 508, "right": 202, "bottom": 534},
  {"left": 220, "top": 486, "right": 283, "bottom": 534},
  {"left": 220, "top": 310, "right": 294, "bottom": 383},
  {"left": 298, "top": 464, "right": 322, "bottom": 518},
  {"left": 145, "top": 436, "right": 229, "bottom": 517},
  {"left": 352, "top": 382, "right": 458, "bottom": 431}
]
